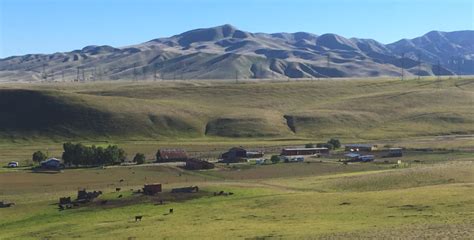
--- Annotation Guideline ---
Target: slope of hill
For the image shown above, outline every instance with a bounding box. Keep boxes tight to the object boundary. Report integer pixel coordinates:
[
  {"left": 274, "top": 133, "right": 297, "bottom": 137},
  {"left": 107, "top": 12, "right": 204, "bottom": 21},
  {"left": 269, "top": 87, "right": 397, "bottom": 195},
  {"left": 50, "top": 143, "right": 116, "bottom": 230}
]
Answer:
[
  {"left": 0, "top": 25, "right": 472, "bottom": 82},
  {"left": 0, "top": 78, "right": 472, "bottom": 142}
]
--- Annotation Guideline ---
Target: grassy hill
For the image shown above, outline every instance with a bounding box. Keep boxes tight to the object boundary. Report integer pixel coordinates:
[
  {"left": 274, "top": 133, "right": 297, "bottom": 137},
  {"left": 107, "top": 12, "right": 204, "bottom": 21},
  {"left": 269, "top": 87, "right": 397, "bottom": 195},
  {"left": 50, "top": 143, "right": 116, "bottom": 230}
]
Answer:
[{"left": 1, "top": 77, "right": 472, "bottom": 143}]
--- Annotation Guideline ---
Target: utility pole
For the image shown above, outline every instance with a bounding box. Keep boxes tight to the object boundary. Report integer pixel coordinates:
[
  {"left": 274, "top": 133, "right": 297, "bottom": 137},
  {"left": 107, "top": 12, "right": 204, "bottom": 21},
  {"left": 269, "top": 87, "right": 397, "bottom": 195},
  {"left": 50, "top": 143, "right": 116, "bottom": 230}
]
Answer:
[
  {"left": 42, "top": 63, "right": 47, "bottom": 81},
  {"left": 76, "top": 67, "right": 80, "bottom": 82},
  {"left": 437, "top": 60, "right": 441, "bottom": 81},
  {"left": 457, "top": 57, "right": 462, "bottom": 79},
  {"left": 326, "top": 54, "right": 331, "bottom": 79},
  {"left": 82, "top": 68, "right": 85, "bottom": 82},
  {"left": 417, "top": 52, "right": 421, "bottom": 80},
  {"left": 154, "top": 64, "right": 158, "bottom": 81},
  {"left": 133, "top": 63, "right": 138, "bottom": 81},
  {"left": 400, "top": 53, "right": 405, "bottom": 81}
]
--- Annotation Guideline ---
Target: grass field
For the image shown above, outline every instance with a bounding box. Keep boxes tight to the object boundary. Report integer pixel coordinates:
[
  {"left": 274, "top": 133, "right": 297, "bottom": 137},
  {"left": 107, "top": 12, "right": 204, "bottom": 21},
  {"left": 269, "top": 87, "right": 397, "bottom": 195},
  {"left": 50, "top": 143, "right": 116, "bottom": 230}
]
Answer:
[
  {"left": 1, "top": 77, "right": 473, "bottom": 239},
  {"left": 0, "top": 159, "right": 473, "bottom": 239}
]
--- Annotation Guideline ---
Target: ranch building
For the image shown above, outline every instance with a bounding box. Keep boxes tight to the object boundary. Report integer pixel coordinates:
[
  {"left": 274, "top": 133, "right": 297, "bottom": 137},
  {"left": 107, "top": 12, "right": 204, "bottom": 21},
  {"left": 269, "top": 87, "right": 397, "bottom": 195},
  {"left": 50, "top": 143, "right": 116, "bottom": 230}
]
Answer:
[
  {"left": 157, "top": 148, "right": 188, "bottom": 162},
  {"left": 281, "top": 147, "right": 329, "bottom": 156},
  {"left": 344, "top": 144, "right": 377, "bottom": 152}
]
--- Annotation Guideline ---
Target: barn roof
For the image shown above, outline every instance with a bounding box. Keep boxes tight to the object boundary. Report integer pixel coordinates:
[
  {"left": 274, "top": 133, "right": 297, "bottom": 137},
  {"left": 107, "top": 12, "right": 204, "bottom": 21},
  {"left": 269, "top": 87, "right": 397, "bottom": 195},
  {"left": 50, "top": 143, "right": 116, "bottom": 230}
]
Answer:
[
  {"left": 282, "top": 147, "right": 328, "bottom": 151},
  {"left": 158, "top": 148, "right": 188, "bottom": 159},
  {"left": 345, "top": 144, "right": 374, "bottom": 148}
]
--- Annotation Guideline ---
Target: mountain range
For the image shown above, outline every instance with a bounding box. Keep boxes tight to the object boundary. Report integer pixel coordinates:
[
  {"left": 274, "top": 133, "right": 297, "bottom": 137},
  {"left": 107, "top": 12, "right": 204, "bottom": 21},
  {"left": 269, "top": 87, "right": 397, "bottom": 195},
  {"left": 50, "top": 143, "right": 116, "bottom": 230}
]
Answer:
[{"left": 0, "top": 24, "right": 472, "bottom": 81}]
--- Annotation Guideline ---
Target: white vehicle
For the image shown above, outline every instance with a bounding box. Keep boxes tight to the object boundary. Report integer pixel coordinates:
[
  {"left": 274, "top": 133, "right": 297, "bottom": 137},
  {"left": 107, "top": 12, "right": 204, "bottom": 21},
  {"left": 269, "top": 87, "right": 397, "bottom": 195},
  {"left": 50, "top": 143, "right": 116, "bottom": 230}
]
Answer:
[{"left": 7, "top": 161, "right": 19, "bottom": 168}]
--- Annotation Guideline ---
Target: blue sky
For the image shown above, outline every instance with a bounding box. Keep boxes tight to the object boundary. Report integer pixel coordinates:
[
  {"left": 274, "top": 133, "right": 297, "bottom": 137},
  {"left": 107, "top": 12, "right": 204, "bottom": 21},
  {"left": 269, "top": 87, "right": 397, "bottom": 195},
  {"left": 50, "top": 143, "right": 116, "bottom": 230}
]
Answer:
[{"left": 0, "top": 0, "right": 472, "bottom": 57}]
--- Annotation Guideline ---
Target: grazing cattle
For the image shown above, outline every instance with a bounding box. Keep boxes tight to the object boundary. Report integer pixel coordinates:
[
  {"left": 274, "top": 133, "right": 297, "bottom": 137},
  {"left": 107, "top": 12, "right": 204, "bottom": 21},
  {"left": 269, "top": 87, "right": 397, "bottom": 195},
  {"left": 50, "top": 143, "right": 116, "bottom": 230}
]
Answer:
[
  {"left": 119, "top": 179, "right": 124, "bottom": 182},
  {"left": 118, "top": 194, "right": 123, "bottom": 198},
  {"left": 135, "top": 216, "right": 142, "bottom": 222},
  {"left": 169, "top": 208, "right": 173, "bottom": 214},
  {"left": 116, "top": 188, "right": 121, "bottom": 192},
  {"left": 0, "top": 201, "right": 15, "bottom": 208},
  {"left": 229, "top": 192, "right": 234, "bottom": 195},
  {"left": 59, "top": 197, "right": 71, "bottom": 204}
]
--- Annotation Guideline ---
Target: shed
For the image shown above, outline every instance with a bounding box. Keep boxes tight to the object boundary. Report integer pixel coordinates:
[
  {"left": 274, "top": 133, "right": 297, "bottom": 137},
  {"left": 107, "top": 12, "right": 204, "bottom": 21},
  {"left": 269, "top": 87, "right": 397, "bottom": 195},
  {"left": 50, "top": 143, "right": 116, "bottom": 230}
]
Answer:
[
  {"left": 185, "top": 159, "right": 215, "bottom": 170},
  {"left": 40, "top": 158, "right": 62, "bottom": 169},
  {"left": 221, "top": 147, "right": 248, "bottom": 163},
  {"left": 387, "top": 148, "right": 403, "bottom": 157},
  {"left": 143, "top": 183, "right": 162, "bottom": 195},
  {"left": 157, "top": 149, "right": 188, "bottom": 162},
  {"left": 344, "top": 144, "right": 377, "bottom": 152},
  {"left": 281, "top": 147, "right": 329, "bottom": 156}
]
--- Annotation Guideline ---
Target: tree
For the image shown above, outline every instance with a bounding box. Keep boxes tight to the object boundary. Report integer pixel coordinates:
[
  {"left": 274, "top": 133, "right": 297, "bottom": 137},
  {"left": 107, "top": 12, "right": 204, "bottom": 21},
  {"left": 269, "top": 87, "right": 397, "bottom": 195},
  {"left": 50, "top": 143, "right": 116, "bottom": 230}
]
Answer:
[
  {"left": 327, "top": 138, "right": 341, "bottom": 149},
  {"left": 32, "top": 151, "right": 47, "bottom": 164},
  {"left": 270, "top": 155, "right": 281, "bottom": 164},
  {"left": 133, "top": 153, "right": 146, "bottom": 165},
  {"left": 305, "top": 143, "right": 315, "bottom": 148}
]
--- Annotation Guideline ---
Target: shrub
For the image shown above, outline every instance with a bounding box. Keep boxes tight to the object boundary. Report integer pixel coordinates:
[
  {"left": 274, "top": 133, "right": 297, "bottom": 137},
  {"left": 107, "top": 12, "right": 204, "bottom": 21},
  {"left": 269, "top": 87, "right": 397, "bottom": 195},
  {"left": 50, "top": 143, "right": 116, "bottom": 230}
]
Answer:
[
  {"left": 32, "top": 151, "right": 48, "bottom": 164},
  {"left": 133, "top": 153, "right": 146, "bottom": 165},
  {"left": 305, "top": 143, "right": 315, "bottom": 148},
  {"left": 327, "top": 138, "right": 341, "bottom": 149},
  {"left": 270, "top": 155, "right": 281, "bottom": 164}
]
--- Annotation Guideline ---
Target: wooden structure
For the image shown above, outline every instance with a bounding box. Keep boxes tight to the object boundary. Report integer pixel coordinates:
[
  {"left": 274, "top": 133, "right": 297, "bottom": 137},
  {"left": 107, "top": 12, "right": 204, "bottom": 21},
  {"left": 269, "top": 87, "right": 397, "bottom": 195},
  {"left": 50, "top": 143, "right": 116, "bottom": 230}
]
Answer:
[
  {"left": 171, "top": 186, "right": 199, "bottom": 193},
  {"left": 143, "top": 183, "right": 162, "bottom": 195},
  {"left": 185, "top": 159, "right": 215, "bottom": 170},
  {"left": 345, "top": 144, "right": 377, "bottom": 152},
  {"left": 157, "top": 149, "right": 188, "bottom": 162},
  {"left": 281, "top": 147, "right": 329, "bottom": 156}
]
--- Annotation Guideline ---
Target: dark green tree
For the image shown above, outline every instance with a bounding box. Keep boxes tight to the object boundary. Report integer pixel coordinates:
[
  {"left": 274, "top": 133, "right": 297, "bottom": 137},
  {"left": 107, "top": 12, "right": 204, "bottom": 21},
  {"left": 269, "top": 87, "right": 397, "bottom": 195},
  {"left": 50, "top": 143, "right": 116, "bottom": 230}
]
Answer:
[
  {"left": 270, "top": 155, "right": 281, "bottom": 164},
  {"left": 32, "top": 151, "right": 48, "bottom": 164},
  {"left": 133, "top": 153, "right": 146, "bottom": 164},
  {"left": 327, "top": 138, "right": 341, "bottom": 149}
]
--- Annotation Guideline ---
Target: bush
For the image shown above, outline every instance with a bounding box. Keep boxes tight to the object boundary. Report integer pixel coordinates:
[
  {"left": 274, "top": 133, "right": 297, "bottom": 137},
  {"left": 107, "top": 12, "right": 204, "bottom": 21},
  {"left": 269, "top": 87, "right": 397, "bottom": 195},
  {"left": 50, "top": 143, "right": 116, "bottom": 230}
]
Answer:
[
  {"left": 133, "top": 153, "right": 146, "bottom": 165},
  {"left": 327, "top": 138, "right": 341, "bottom": 149},
  {"left": 270, "top": 155, "right": 281, "bottom": 164},
  {"left": 32, "top": 151, "right": 47, "bottom": 164},
  {"left": 305, "top": 143, "right": 315, "bottom": 148}
]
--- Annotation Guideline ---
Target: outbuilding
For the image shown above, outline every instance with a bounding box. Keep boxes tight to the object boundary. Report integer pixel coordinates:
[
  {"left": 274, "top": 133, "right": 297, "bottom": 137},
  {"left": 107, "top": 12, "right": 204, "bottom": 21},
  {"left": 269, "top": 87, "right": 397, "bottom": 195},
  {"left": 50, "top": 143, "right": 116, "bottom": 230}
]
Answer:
[
  {"left": 281, "top": 147, "right": 329, "bottom": 156},
  {"left": 40, "top": 158, "right": 62, "bottom": 169},
  {"left": 345, "top": 144, "right": 377, "bottom": 152},
  {"left": 156, "top": 149, "right": 188, "bottom": 162},
  {"left": 221, "top": 147, "right": 248, "bottom": 163},
  {"left": 185, "top": 159, "right": 215, "bottom": 170}
]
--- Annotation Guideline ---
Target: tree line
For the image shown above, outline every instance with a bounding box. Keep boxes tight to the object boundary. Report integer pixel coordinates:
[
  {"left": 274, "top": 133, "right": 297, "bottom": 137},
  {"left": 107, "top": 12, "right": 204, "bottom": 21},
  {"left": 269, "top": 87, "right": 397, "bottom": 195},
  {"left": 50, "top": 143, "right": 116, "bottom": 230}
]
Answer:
[{"left": 61, "top": 142, "right": 126, "bottom": 166}]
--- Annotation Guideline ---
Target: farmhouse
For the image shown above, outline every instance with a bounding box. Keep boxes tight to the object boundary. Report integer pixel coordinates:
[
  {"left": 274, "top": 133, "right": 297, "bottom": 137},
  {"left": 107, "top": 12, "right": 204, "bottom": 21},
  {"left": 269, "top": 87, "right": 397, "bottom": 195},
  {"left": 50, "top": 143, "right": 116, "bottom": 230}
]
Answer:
[
  {"left": 344, "top": 144, "right": 377, "bottom": 152},
  {"left": 40, "top": 158, "right": 62, "bottom": 169},
  {"left": 157, "top": 148, "right": 188, "bottom": 162},
  {"left": 185, "top": 159, "right": 215, "bottom": 170},
  {"left": 281, "top": 147, "right": 329, "bottom": 156}
]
